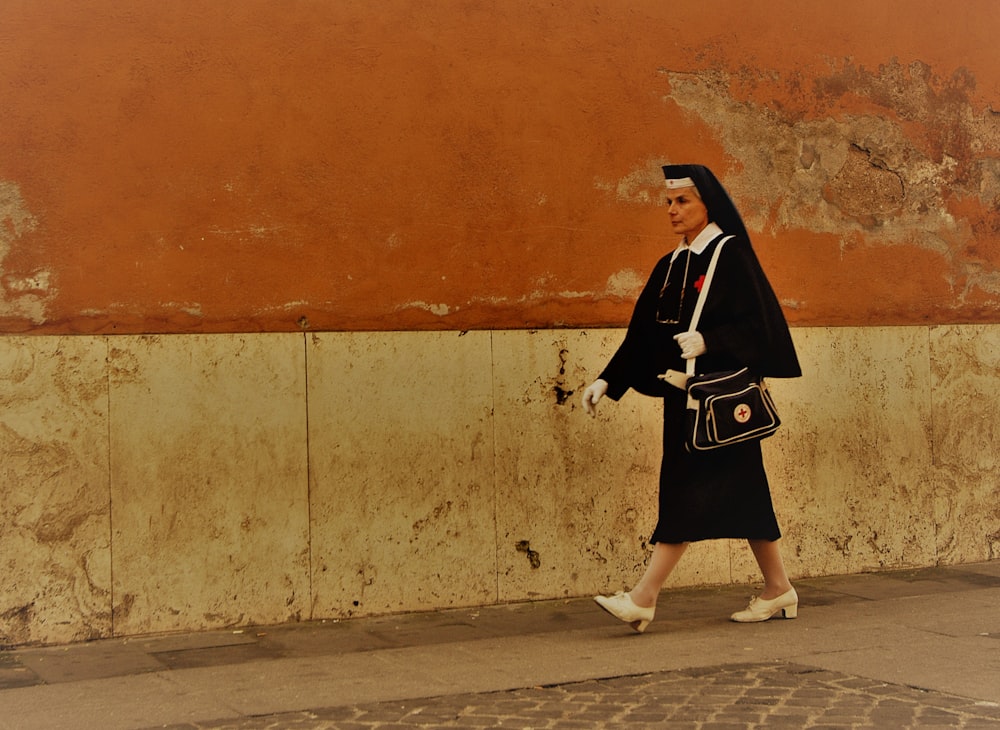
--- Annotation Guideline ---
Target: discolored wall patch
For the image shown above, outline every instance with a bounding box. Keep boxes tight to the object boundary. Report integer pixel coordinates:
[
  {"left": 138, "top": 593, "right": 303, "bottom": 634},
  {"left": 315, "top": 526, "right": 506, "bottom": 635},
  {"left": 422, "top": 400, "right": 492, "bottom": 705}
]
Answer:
[
  {"left": 660, "top": 60, "right": 1000, "bottom": 305},
  {"left": 0, "top": 182, "right": 52, "bottom": 326}
]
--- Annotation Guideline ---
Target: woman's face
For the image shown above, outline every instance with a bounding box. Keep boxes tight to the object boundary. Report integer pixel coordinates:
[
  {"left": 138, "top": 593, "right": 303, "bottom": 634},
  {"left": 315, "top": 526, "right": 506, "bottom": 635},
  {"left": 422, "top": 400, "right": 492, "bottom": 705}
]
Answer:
[{"left": 665, "top": 187, "right": 709, "bottom": 239}]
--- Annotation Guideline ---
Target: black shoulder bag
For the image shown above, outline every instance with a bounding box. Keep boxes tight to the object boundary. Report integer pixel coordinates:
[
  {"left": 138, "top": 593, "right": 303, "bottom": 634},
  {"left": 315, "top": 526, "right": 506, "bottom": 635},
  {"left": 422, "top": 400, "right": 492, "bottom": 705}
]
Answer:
[{"left": 660, "top": 237, "right": 781, "bottom": 452}]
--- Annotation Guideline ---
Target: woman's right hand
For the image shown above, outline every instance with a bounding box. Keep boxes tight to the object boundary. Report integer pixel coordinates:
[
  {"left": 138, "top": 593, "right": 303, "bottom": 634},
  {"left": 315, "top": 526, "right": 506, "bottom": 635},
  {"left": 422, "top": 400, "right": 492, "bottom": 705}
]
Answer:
[{"left": 582, "top": 379, "right": 609, "bottom": 417}]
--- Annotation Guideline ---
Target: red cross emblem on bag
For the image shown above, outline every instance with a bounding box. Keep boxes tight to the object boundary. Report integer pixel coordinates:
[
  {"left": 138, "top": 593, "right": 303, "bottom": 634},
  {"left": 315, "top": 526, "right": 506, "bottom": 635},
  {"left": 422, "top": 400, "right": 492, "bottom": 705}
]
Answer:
[{"left": 733, "top": 403, "right": 752, "bottom": 423}]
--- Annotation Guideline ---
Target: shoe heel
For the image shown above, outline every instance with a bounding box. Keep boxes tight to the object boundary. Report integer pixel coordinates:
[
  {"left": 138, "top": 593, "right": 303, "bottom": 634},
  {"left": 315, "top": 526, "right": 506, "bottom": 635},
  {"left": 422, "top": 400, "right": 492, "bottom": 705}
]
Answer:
[
  {"left": 781, "top": 603, "right": 798, "bottom": 619},
  {"left": 631, "top": 619, "right": 651, "bottom": 633}
]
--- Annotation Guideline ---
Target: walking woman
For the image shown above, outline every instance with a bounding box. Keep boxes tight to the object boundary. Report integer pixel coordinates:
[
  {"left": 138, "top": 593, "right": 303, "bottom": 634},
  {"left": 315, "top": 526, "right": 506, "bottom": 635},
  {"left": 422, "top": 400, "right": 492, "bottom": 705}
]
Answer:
[{"left": 582, "top": 164, "right": 802, "bottom": 632}]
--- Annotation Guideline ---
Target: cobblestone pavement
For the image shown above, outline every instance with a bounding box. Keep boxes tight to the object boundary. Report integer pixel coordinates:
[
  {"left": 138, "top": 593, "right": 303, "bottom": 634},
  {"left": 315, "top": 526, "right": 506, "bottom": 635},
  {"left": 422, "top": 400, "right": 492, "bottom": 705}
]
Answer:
[{"left": 156, "top": 663, "right": 1000, "bottom": 729}]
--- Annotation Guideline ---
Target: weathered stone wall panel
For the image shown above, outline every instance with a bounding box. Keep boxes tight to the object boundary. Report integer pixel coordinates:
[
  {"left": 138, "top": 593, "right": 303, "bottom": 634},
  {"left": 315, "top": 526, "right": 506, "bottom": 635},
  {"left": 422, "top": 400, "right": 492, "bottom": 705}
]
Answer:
[
  {"left": 755, "top": 327, "right": 937, "bottom": 580},
  {"left": 107, "top": 334, "right": 310, "bottom": 636},
  {"left": 306, "top": 331, "right": 497, "bottom": 618},
  {"left": 0, "top": 337, "right": 110, "bottom": 647},
  {"left": 929, "top": 325, "right": 1000, "bottom": 563}
]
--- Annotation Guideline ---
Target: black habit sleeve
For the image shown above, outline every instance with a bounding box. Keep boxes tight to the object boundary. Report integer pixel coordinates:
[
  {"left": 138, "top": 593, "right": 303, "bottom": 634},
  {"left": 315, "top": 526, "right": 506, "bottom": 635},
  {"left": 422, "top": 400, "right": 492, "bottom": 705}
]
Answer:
[{"left": 598, "top": 254, "right": 677, "bottom": 401}]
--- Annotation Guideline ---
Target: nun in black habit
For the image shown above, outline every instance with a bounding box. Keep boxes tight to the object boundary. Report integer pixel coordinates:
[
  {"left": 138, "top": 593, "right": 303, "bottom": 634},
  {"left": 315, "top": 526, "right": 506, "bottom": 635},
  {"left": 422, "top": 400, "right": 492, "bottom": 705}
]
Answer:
[{"left": 582, "top": 164, "right": 802, "bottom": 633}]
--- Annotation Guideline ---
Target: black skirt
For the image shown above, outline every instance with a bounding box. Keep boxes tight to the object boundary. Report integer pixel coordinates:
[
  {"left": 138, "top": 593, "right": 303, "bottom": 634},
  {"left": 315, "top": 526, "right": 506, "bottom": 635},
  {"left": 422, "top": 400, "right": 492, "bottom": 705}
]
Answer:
[{"left": 651, "top": 387, "right": 781, "bottom": 544}]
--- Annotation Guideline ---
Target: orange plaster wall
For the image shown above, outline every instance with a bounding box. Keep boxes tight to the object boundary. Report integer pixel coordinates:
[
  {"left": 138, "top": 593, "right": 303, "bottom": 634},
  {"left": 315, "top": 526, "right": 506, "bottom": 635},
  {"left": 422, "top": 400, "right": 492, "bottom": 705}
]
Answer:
[{"left": 2, "top": 0, "right": 999, "bottom": 334}]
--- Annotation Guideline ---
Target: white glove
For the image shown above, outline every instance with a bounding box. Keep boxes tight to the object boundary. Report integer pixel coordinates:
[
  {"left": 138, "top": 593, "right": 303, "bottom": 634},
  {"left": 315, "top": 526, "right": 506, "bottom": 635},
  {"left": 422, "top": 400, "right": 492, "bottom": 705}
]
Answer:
[
  {"left": 582, "top": 379, "right": 609, "bottom": 417},
  {"left": 673, "top": 331, "right": 706, "bottom": 359}
]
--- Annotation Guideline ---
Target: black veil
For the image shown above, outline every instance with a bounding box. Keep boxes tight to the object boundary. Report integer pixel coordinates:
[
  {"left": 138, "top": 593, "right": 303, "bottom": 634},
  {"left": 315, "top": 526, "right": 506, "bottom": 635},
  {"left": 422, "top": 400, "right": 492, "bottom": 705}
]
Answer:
[{"left": 661, "top": 164, "right": 801, "bottom": 378}]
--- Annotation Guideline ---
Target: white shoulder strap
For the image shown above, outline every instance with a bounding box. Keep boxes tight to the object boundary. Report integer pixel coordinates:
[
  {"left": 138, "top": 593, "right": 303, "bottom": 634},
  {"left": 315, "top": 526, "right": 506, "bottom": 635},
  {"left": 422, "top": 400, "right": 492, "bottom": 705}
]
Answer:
[{"left": 686, "top": 235, "right": 733, "bottom": 376}]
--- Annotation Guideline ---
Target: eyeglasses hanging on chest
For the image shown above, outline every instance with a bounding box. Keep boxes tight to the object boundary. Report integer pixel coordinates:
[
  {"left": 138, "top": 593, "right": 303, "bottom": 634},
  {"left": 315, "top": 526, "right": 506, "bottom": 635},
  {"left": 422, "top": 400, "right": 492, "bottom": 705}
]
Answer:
[{"left": 656, "top": 249, "right": 692, "bottom": 324}]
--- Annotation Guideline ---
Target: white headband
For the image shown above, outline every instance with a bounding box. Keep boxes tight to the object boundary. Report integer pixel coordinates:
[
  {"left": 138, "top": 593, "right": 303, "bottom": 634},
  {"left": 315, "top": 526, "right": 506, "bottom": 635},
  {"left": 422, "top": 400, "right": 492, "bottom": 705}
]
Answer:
[{"left": 664, "top": 177, "right": 696, "bottom": 189}]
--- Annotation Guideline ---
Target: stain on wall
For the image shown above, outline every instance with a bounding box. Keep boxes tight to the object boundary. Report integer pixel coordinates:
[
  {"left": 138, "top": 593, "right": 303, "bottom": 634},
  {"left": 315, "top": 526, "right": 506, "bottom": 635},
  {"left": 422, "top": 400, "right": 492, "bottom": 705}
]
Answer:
[
  {"left": 0, "top": 182, "right": 50, "bottom": 324},
  {"left": 658, "top": 59, "right": 1000, "bottom": 321},
  {"left": 1, "top": 1, "right": 999, "bottom": 334}
]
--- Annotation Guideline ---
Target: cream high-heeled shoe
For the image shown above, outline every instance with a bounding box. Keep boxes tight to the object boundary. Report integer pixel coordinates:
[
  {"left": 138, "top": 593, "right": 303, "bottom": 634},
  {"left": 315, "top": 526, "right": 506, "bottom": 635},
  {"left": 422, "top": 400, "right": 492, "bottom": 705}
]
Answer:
[
  {"left": 594, "top": 591, "right": 655, "bottom": 633},
  {"left": 730, "top": 587, "right": 798, "bottom": 622}
]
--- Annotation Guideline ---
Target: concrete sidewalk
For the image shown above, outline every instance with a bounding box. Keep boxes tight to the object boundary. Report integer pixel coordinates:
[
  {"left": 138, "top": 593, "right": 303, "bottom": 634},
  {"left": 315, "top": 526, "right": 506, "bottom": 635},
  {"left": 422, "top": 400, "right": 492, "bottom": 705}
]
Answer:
[{"left": 2, "top": 562, "right": 999, "bottom": 729}]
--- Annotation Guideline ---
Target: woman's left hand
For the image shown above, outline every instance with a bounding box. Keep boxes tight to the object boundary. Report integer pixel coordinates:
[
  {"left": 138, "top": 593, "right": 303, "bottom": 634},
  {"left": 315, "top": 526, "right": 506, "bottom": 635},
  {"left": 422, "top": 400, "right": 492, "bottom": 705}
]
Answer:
[{"left": 673, "top": 331, "right": 706, "bottom": 359}]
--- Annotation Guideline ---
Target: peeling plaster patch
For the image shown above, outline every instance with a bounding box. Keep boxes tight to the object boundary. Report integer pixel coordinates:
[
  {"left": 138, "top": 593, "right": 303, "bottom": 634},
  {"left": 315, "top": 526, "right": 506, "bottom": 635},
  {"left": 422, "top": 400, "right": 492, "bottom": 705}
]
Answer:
[
  {"left": 594, "top": 166, "right": 666, "bottom": 204},
  {"left": 263, "top": 300, "right": 316, "bottom": 328},
  {"left": 663, "top": 70, "right": 956, "bottom": 243},
  {"left": 4, "top": 271, "right": 51, "bottom": 294},
  {"left": 262, "top": 300, "right": 323, "bottom": 315},
  {"left": 825, "top": 146, "right": 905, "bottom": 222},
  {"left": 397, "top": 300, "right": 452, "bottom": 316},
  {"left": 163, "top": 302, "right": 203, "bottom": 317},
  {"left": 976, "top": 157, "right": 1000, "bottom": 207},
  {"left": 661, "top": 59, "right": 1000, "bottom": 297},
  {"left": 0, "top": 181, "right": 51, "bottom": 323},
  {"left": 250, "top": 225, "right": 281, "bottom": 238},
  {"left": 91, "top": 301, "right": 203, "bottom": 319},
  {"left": 605, "top": 269, "right": 645, "bottom": 298},
  {"left": 206, "top": 225, "right": 287, "bottom": 242},
  {"left": 470, "top": 270, "right": 644, "bottom": 310},
  {"left": 528, "top": 273, "right": 592, "bottom": 300},
  {"left": 144, "top": 301, "right": 203, "bottom": 316},
  {"left": 470, "top": 280, "right": 639, "bottom": 310},
  {"left": 0, "top": 182, "right": 36, "bottom": 241}
]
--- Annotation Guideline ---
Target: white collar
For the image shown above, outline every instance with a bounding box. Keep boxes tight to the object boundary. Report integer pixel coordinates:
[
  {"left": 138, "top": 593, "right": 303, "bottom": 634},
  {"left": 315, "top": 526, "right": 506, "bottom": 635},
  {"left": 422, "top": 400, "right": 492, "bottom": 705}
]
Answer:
[{"left": 670, "top": 222, "right": 723, "bottom": 261}]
